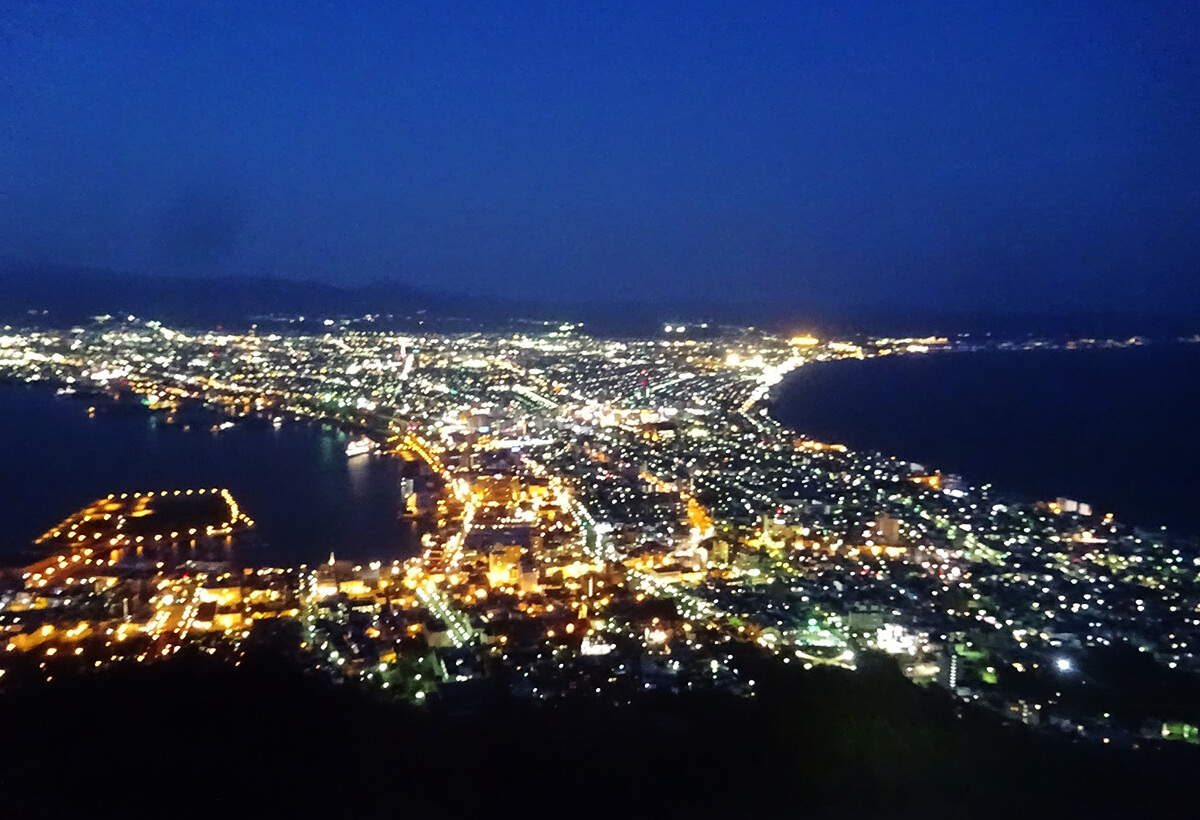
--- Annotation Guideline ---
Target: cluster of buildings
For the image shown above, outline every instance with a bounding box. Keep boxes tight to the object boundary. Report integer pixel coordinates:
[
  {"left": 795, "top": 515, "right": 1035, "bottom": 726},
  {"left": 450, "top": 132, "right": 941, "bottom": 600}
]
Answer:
[{"left": 1, "top": 318, "right": 1198, "bottom": 747}]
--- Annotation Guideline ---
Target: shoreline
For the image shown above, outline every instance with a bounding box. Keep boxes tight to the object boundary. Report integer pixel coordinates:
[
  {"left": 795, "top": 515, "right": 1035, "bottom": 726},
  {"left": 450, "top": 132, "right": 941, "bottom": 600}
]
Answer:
[
  {"left": 0, "top": 384, "right": 421, "bottom": 564},
  {"left": 761, "top": 343, "right": 1200, "bottom": 538}
]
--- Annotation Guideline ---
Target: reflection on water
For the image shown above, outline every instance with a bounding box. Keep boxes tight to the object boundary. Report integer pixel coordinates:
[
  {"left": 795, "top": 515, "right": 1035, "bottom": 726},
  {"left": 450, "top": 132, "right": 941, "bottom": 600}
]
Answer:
[{"left": 0, "top": 385, "right": 420, "bottom": 565}]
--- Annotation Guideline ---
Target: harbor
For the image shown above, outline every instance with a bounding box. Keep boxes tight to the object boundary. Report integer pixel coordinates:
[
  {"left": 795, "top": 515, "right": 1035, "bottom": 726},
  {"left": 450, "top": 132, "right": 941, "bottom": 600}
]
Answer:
[{"left": 0, "top": 385, "right": 425, "bottom": 566}]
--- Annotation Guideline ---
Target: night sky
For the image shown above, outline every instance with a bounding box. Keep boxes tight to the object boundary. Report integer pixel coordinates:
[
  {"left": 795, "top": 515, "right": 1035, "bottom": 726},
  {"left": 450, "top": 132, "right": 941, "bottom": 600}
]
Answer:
[{"left": 2, "top": 2, "right": 1198, "bottom": 314}]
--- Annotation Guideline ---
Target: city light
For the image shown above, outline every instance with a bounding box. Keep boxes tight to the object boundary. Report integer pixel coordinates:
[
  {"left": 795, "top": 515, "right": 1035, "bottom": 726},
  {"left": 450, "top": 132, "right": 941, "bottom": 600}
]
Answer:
[{"left": 0, "top": 318, "right": 1195, "bottom": 752}]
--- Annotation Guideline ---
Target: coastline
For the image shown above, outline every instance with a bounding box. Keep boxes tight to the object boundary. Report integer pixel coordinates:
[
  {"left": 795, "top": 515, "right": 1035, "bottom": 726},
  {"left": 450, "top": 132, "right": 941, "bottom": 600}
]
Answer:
[
  {"left": 0, "top": 384, "right": 420, "bottom": 563},
  {"left": 763, "top": 343, "right": 1200, "bottom": 537}
]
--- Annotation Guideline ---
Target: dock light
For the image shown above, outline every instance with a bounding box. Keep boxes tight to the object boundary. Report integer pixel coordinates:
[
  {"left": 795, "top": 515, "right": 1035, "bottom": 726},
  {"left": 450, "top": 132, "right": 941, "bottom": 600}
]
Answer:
[{"left": 1055, "top": 657, "right": 1072, "bottom": 672}]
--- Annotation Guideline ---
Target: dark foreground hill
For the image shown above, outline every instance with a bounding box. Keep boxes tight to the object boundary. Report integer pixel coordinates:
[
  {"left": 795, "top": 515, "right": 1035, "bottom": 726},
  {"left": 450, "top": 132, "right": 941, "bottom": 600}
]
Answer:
[{"left": 1, "top": 649, "right": 1194, "bottom": 817}]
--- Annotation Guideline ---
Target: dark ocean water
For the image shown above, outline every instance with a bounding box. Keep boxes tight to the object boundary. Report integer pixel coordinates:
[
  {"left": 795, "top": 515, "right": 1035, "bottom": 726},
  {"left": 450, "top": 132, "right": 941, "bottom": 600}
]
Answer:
[
  {"left": 771, "top": 344, "right": 1200, "bottom": 537},
  {"left": 0, "top": 385, "right": 419, "bottom": 565}
]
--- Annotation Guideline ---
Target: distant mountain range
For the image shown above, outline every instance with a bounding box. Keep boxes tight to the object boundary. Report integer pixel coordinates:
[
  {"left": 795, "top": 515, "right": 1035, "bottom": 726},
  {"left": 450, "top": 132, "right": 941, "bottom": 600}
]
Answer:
[
  {"left": 0, "top": 262, "right": 718, "bottom": 333},
  {"left": 0, "top": 263, "right": 485, "bottom": 325},
  {"left": 2, "top": 262, "right": 1197, "bottom": 338}
]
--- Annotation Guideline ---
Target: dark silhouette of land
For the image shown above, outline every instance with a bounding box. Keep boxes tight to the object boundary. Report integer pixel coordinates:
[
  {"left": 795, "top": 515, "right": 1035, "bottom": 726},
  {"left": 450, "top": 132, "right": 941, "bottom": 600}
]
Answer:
[
  {"left": 3, "top": 262, "right": 1197, "bottom": 338},
  {"left": 1, "top": 647, "right": 1194, "bottom": 817}
]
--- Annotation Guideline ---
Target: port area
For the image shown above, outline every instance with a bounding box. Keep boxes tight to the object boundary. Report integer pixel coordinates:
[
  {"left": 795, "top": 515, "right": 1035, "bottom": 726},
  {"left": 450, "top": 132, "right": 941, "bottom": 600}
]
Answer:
[{"left": 15, "top": 489, "right": 255, "bottom": 587}]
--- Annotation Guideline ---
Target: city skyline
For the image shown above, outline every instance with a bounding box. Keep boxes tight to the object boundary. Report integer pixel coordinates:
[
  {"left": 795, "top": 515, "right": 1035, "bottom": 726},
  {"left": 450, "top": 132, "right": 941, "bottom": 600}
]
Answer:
[{"left": 2, "top": 308, "right": 1198, "bottom": 814}]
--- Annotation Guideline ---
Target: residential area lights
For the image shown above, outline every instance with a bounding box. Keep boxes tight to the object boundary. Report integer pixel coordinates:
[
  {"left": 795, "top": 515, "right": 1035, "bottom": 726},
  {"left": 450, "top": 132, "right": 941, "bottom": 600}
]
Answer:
[{"left": 0, "top": 320, "right": 1196, "bottom": 746}]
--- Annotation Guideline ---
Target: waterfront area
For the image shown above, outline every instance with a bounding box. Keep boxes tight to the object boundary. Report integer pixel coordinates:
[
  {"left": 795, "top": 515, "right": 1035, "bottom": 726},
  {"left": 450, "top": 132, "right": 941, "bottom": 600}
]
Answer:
[
  {"left": 0, "top": 385, "right": 419, "bottom": 564},
  {"left": 772, "top": 345, "right": 1200, "bottom": 537},
  {"left": 1, "top": 319, "right": 1199, "bottom": 753}
]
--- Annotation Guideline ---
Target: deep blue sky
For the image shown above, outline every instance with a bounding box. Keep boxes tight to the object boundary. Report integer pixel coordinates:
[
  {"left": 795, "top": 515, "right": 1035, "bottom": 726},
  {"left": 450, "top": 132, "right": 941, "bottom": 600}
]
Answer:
[{"left": 2, "top": 1, "right": 1198, "bottom": 314}]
